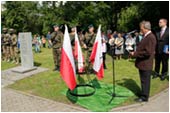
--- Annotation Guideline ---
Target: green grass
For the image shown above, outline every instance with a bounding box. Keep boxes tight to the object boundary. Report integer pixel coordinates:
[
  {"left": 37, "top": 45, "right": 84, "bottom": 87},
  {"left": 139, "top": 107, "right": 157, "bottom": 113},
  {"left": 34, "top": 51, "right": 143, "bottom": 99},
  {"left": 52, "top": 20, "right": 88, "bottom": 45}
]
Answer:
[
  {"left": 1, "top": 61, "right": 20, "bottom": 70},
  {"left": 2, "top": 47, "right": 169, "bottom": 110}
]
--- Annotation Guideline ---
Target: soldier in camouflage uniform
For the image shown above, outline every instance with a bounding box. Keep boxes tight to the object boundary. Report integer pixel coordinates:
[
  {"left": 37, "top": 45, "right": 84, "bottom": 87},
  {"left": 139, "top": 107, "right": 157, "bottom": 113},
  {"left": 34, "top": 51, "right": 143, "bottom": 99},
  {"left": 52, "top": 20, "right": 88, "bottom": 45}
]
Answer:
[
  {"left": 82, "top": 25, "right": 96, "bottom": 73},
  {"left": 3, "top": 29, "right": 11, "bottom": 62},
  {"left": 9, "top": 29, "right": 19, "bottom": 64},
  {"left": 9, "top": 29, "right": 14, "bottom": 63},
  {"left": 1, "top": 28, "right": 8, "bottom": 61},
  {"left": 51, "top": 24, "right": 64, "bottom": 71},
  {"left": 69, "top": 26, "right": 76, "bottom": 49}
]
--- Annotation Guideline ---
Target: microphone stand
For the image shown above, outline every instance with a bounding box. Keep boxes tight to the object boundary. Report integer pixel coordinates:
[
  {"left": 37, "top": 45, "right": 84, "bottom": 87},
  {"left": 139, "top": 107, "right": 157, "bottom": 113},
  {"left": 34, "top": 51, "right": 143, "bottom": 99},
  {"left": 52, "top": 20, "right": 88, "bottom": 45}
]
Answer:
[{"left": 107, "top": 46, "right": 127, "bottom": 104}]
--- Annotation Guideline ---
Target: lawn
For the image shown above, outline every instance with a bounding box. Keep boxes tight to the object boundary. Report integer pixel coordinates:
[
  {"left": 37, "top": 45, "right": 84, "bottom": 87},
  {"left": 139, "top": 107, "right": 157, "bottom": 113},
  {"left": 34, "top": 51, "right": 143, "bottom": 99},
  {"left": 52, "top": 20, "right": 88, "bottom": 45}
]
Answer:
[{"left": 2, "top": 47, "right": 169, "bottom": 110}]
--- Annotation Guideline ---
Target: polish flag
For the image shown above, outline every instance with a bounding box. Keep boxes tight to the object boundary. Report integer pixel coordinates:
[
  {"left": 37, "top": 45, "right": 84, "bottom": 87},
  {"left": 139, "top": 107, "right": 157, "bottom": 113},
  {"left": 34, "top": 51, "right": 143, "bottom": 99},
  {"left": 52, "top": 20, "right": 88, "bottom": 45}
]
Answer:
[
  {"left": 90, "top": 25, "right": 104, "bottom": 80},
  {"left": 74, "top": 28, "right": 85, "bottom": 73},
  {"left": 60, "top": 25, "right": 76, "bottom": 90}
]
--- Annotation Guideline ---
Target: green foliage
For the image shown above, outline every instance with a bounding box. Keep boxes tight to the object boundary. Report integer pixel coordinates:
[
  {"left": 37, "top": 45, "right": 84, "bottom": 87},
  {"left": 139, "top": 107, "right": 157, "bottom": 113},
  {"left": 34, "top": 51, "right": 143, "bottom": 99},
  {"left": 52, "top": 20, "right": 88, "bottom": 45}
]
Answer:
[
  {"left": 117, "top": 5, "right": 139, "bottom": 32},
  {"left": 1, "top": 1, "right": 168, "bottom": 34}
]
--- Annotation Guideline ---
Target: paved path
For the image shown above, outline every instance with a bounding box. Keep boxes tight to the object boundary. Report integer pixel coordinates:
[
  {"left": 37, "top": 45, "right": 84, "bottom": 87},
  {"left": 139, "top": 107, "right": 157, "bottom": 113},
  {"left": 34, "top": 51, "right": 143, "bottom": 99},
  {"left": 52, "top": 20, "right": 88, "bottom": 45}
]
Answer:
[
  {"left": 1, "top": 88, "right": 88, "bottom": 112},
  {"left": 1, "top": 68, "right": 169, "bottom": 112}
]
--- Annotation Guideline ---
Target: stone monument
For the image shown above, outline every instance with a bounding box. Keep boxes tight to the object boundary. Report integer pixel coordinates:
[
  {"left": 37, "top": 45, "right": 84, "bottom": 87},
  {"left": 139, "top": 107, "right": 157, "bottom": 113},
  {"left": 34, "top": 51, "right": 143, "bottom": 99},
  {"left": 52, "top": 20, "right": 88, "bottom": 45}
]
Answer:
[{"left": 12, "top": 32, "right": 37, "bottom": 73}]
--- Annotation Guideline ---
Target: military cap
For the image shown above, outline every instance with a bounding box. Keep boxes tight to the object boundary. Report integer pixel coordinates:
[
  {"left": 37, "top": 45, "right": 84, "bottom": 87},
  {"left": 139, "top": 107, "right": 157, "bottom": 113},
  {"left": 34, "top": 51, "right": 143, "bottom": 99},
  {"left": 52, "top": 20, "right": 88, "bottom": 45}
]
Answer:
[
  {"left": 8, "top": 28, "right": 14, "bottom": 33},
  {"left": 88, "top": 24, "right": 94, "bottom": 29},
  {"left": 53, "top": 24, "right": 60, "bottom": 28},
  {"left": 2, "top": 28, "right": 8, "bottom": 31}
]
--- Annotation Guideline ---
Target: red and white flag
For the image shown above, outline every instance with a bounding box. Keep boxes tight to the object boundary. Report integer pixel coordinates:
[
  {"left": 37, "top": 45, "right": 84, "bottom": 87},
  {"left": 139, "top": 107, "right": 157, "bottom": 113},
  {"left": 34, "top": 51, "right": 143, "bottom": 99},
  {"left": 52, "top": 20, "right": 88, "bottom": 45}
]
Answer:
[
  {"left": 90, "top": 25, "right": 104, "bottom": 80},
  {"left": 60, "top": 25, "right": 76, "bottom": 90},
  {"left": 74, "top": 28, "right": 85, "bottom": 73}
]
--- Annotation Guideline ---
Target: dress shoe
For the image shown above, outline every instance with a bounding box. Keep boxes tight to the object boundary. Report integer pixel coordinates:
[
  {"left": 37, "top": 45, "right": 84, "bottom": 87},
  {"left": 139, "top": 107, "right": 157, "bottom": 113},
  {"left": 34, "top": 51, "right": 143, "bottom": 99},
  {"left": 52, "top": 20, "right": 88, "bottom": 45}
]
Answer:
[
  {"left": 134, "top": 98, "right": 148, "bottom": 102},
  {"left": 53, "top": 66, "right": 58, "bottom": 71},
  {"left": 161, "top": 75, "right": 166, "bottom": 81},
  {"left": 56, "top": 67, "right": 60, "bottom": 71},
  {"left": 152, "top": 74, "right": 158, "bottom": 79}
]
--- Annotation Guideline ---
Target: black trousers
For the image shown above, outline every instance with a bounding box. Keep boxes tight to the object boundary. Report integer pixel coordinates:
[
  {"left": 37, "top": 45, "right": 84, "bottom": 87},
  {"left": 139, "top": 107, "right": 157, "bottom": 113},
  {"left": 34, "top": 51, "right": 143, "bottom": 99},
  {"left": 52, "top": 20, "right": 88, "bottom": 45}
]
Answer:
[
  {"left": 139, "top": 70, "right": 151, "bottom": 100},
  {"left": 103, "top": 53, "right": 107, "bottom": 68},
  {"left": 155, "top": 53, "right": 169, "bottom": 75}
]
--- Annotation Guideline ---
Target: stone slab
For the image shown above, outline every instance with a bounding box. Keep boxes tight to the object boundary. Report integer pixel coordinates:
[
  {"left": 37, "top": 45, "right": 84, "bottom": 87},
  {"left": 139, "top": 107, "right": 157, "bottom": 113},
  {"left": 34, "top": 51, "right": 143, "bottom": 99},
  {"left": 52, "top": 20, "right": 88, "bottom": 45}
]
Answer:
[
  {"left": 1, "top": 67, "right": 49, "bottom": 87},
  {"left": 11, "top": 66, "right": 37, "bottom": 73}
]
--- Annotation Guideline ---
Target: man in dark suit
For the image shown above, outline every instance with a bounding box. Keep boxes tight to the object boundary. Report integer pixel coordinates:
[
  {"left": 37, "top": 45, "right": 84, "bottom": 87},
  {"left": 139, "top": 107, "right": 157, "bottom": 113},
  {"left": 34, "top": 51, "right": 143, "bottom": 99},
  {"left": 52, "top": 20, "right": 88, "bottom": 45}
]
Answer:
[
  {"left": 130, "top": 21, "right": 156, "bottom": 102},
  {"left": 153, "top": 18, "right": 169, "bottom": 80}
]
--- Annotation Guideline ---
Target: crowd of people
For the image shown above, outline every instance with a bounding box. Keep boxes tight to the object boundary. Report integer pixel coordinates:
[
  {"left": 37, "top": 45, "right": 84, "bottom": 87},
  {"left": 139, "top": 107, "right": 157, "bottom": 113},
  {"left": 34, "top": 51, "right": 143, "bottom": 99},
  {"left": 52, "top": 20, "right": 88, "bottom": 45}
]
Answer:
[
  {"left": 32, "top": 33, "right": 52, "bottom": 53},
  {"left": 49, "top": 19, "right": 168, "bottom": 103},
  {"left": 1, "top": 18, "right": 168, "bottom": 103}
]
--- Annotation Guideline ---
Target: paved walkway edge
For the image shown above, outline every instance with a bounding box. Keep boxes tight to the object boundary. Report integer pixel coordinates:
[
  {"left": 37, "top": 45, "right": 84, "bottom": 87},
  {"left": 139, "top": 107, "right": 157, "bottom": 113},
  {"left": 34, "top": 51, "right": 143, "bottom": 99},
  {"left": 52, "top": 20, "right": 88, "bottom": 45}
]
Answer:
[
  {"left": 6, "top": 88, "right": 89, "bottom": 112},
  {"left": 6, "top": 87, "right": 169, "bottom": 112},
  {"left": 111, "top": 88, "right": 169, "bottom": 111}
]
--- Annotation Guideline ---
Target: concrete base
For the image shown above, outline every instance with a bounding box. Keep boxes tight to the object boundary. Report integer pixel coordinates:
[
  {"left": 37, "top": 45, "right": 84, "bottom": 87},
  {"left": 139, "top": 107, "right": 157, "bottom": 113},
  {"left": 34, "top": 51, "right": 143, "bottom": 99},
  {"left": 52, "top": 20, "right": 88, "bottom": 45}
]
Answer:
[{"left": 11, "top": 66, "right": 37, "bottom": 73}]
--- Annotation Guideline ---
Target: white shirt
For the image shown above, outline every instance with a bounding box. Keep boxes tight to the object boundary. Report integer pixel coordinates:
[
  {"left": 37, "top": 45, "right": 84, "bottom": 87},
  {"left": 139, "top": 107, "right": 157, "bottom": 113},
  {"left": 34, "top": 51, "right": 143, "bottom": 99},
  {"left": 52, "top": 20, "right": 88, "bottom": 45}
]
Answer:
[
  {"left": 102, "top": 35, "right": 107, "bottom": 53},
  {"left": 161, "top": 26, "right": 167, "bottom": 37},
  {"left": 125, "top": 38, "right": 135, "bottom": 51},
  {"left": 161, "top": 26, "right": 167, "bottom": 32}
]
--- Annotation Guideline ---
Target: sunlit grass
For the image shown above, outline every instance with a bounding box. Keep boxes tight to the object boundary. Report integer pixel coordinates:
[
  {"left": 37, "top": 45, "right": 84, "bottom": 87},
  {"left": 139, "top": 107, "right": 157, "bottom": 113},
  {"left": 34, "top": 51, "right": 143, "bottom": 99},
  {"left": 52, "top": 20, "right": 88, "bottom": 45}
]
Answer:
[{"left": 2, "top": 47, "right": 169, "bottom": 107}]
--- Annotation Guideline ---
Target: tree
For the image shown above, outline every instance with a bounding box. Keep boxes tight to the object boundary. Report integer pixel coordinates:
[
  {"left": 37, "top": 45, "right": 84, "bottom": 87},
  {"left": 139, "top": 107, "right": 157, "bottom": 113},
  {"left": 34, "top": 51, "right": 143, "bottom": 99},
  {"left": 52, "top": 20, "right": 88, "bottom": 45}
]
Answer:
[
  {"left": 2, "top": 1, "right": 40, "bottom": 33},
  {"left": 2, "top": 1, "right": 169, "bottom": 34}
]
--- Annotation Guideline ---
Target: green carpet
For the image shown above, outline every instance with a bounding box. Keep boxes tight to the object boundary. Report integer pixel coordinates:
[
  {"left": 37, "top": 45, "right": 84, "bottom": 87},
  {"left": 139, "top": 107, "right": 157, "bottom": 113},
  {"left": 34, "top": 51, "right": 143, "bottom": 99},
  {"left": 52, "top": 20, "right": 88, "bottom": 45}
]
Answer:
[{"left": 61, "top": 79, "right": 134, "bottom": 112}]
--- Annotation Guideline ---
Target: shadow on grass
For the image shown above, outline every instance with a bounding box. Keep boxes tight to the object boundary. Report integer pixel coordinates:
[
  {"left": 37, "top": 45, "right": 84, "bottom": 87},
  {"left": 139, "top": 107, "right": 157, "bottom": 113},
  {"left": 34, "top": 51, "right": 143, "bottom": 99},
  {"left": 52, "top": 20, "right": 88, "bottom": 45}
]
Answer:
[
  {"left": 34, "top": 62, "right": 42, "bottom": 66},
  {"left": 116, "top": 78, "right": 141, "bottom": 97},
  {"left": 66, "top": 77, "right": 101, "bottom": 104},
  {"left": 66, "top": 88, "right": 78, "bottom": 104},
  {"left": 90, "top": 78, "right": 101, "bottom": 89}
]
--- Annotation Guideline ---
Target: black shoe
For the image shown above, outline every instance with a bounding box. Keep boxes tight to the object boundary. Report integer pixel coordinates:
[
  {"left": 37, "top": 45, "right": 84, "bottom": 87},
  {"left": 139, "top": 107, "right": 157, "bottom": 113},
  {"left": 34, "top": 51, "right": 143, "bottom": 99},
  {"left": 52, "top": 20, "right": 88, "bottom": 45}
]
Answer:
[
  {"left": 56, "top": 67, "right": 60, "bottom": 71},
  {"left": 152, "top": 74, "right": 158, "bottom": 79},
  {"left": 161, "top": 75, "right": 166, "bottom": 81},
  {"left": 152, "top": 72, "right": 159, "bottom": 79},
  {"left": 53, "top": 68, "right": 57, "bottom": 71},
  {"left": 53, "top": 66, "right": 58, "bottom": 71},
  {"left": 134, "top": 98, "right": 148, "bottom": 102}
]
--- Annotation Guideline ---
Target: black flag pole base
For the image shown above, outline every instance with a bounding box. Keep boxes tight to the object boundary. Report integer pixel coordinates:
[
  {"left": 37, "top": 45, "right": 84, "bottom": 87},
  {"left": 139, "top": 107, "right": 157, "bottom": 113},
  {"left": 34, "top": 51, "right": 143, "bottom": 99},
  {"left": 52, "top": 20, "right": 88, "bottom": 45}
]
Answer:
[{"left": 68, "top": 84, "right": 96, "bottom": 97}]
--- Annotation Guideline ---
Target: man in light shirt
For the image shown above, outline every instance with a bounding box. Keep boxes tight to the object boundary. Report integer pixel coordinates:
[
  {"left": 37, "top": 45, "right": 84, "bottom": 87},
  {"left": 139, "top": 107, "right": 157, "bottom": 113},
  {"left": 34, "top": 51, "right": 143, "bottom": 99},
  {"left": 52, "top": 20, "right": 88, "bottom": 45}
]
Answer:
[{"left": 153, "top": 18, "right": 169, "bottom": 80}]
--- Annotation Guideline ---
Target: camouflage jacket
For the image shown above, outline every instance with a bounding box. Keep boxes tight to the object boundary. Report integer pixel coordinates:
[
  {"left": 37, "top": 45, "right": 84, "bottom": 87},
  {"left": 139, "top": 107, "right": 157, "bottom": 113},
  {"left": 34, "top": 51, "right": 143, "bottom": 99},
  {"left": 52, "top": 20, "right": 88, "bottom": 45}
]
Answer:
[
  {"left": 69, "top": 33, "right": 75, "bottom": 47},
  {"left": 84, "top": 32, "right": 96, "bottom": 51},
  {"left": 11, "top": 34, "right": 17, "bottom": 46},
  {"left": 3, "top": 33, "right": 11, "bottom": 46},
  {"left": 51, "top": 31, "right": 63, "bottom": 49}
]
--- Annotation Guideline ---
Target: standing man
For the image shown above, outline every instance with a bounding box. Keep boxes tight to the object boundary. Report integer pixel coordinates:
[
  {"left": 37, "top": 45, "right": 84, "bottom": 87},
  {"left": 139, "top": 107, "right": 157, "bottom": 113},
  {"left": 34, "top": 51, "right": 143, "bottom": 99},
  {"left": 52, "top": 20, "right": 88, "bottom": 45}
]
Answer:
[
  {"left": 4, "top": 29, "right": 11, "bottom": 62},
  {"left": 153, "top": 18, "right": 169, "bottom": 80},
  {"left": 1, "top": 28, "right": 8, "bottom": 61},
  {"left": 10, "top": 29, "right": 19, "bottom": 64},
  {"left": 51, "top": 24, "right": 63, "bottom": 71},
  {"left": 130, "top": 21, "right": 156, "bottom": 102},
  {"left": 101, "top": 31, "right": 108, "bottom": 69},
  {"left": 46, "top": 31, "right": 52, "bottom": 48},
  {"left": 83, "top": 25, "right": 96, "bottom": 72},
  {"left": 69, "top": 26, "right": 76, "bottom": 49},
  {"left": 9, "top": 29, "right": 17, "bottom": 63}
]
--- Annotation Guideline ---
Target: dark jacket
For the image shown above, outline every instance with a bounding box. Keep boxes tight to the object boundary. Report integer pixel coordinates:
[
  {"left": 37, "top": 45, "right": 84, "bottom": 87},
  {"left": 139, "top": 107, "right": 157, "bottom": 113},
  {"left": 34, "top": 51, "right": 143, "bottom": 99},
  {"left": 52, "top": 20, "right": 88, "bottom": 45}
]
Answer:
[
  {"left": 134, "top": 32, "right": 156, "bottom": 71},
  {"left": 156, "top": 27, "right": 169, "bottom": 54}
]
